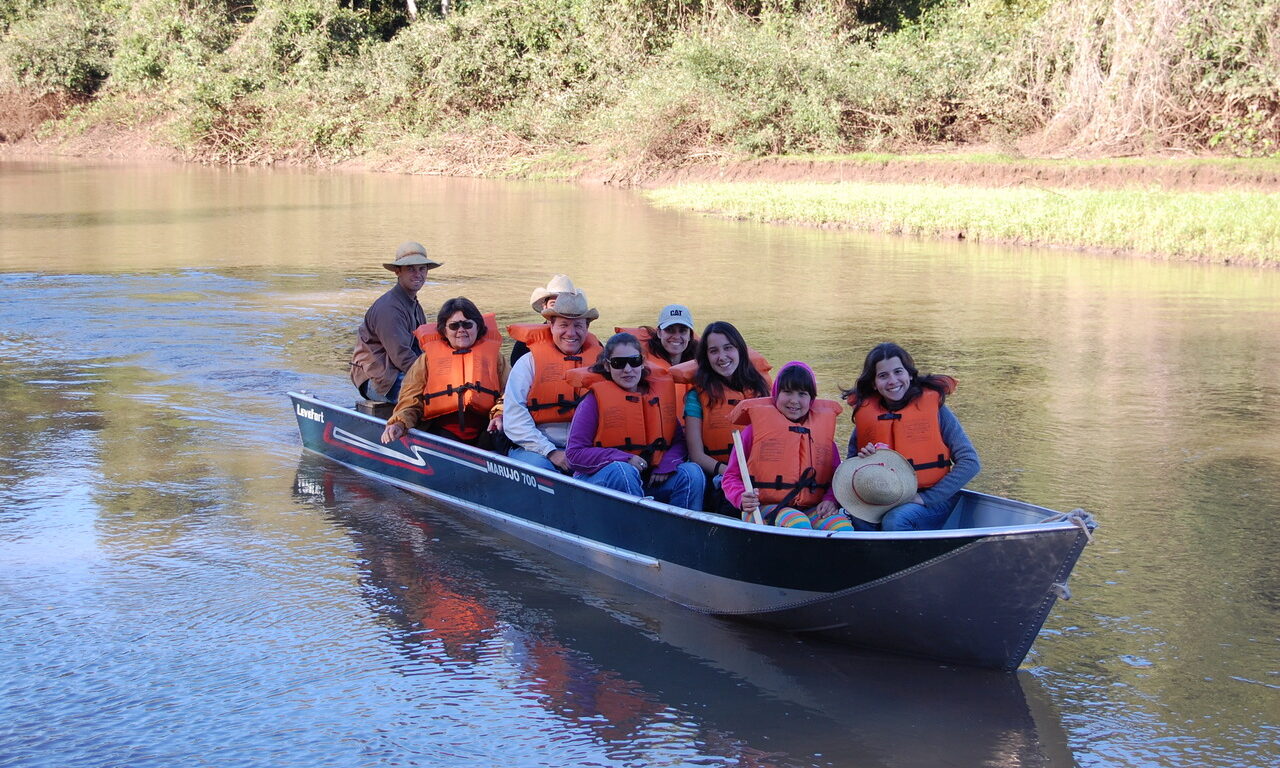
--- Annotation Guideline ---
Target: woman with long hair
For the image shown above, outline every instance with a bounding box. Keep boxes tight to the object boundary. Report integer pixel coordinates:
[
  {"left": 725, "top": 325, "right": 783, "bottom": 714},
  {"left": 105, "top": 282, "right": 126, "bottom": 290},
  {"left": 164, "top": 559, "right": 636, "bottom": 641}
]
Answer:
[{"left": 840, "top": 342, "right": 980, "bottom": 531}]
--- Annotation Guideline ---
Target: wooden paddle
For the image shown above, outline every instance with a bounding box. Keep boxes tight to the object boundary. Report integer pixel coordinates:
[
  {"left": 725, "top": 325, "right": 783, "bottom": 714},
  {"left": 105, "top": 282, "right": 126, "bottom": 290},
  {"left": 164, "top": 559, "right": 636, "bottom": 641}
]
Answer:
[{"left": 732, "top": 429, "right": 764, "bottom": 525}]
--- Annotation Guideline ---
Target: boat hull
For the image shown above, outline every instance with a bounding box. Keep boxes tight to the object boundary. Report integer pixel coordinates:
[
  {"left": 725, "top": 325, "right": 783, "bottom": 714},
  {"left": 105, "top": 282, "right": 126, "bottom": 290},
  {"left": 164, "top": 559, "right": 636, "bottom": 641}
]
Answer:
[{"left": 290, "top": 392, "right": 1092, "bottom": 670}]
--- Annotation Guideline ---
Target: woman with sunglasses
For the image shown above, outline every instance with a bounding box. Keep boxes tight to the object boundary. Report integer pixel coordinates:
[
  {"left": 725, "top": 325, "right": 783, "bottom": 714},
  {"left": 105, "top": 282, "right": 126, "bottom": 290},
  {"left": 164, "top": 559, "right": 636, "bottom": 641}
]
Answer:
[
  {"left": 381, "top": 296, "right": 507, "bottom": 447},
  {"left": 564, "top": 333, "right": 705, "bottom": 510}
]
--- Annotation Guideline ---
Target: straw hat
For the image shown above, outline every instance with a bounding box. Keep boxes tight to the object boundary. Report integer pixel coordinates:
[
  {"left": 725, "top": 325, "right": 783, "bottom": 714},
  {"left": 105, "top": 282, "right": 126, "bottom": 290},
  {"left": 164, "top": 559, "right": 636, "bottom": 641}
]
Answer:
[
  {"left": 833, "top": 450, "right": 919, "bottom": 523},
  {"left": 529, "top": 274, "right": 578, "bottom": 312},
  {"left": 383, "top": 241, "right": 443, "bottom": 272},
  {"left": 540, "top": 291, "right": 599, "bottom": 321}
]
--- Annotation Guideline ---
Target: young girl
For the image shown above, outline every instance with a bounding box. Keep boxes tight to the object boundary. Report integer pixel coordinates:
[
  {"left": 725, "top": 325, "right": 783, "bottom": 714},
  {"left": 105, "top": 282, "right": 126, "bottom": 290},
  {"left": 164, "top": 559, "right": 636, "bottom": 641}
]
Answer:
[
  {"left": 842, "top": 342, "right": 981, "bottom": 531},
  {"left": 564, "top": 333, "right": 705, "bottom": 510},
  {"left": 721, "top": 362, "right": 852, "bottom": 531}
]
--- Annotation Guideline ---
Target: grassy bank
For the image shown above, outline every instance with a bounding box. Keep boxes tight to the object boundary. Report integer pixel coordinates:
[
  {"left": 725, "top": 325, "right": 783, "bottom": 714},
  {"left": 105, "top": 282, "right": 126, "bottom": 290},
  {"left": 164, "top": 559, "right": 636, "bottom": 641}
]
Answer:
[{"left": 645, "top": 181, "right": 1280, "bottom": 266}]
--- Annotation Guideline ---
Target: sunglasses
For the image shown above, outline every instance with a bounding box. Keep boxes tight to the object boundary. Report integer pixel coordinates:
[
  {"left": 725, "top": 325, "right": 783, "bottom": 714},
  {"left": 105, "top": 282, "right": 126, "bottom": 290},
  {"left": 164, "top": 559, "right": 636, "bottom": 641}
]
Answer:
[
  {"left": 446, "top": 320, "right": 476, "bottom": 331},
  {"left": 608, "top": 355, "right": 645, "bottom": 370}
]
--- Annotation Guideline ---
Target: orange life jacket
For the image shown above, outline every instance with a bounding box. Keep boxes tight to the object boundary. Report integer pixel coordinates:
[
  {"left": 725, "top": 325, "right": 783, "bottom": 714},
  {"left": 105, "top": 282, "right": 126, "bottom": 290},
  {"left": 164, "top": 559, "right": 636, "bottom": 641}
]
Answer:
[
  {"left": 410, "top": 314, "right": 503, "bottom": 423},
  {"left": 850, "top": 386, "right": 954, "bottom": 489},
  {"left": 730, "top": 397, "right": 841, "bottom": 509},
  {"left": 565, "top": 365, "right": 679, "bottom": 467},
  {"left": 669, "top": 352, "right": 773, "bottom": 459},
  {"left": 507, "top": 323, "right": 603, "bottom": 424},
  {"left": 615, "top": 326, "right": 699, "bottom": 416}
]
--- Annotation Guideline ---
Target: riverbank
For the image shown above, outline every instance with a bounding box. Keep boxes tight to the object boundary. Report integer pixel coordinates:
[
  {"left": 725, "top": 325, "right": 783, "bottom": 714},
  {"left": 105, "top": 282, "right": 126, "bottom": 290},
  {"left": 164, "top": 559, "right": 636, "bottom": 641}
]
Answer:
[{"left": 7, "top": 119, "right": 1278, "bottom": 268}]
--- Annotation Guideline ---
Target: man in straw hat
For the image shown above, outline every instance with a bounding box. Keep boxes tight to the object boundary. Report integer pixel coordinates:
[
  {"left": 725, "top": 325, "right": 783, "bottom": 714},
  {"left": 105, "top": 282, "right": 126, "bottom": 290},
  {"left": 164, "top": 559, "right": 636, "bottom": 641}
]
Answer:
[
  {"left": 510, "top": 274, "right": 579, "bottom": 366},
  {"left": 350, "top": 241, "right": 443, "bottom": 404},
  {"left": 832, "top": 449, "right": 921, "bottom": 529},
  {"left": 502, "top": 291, "right": 603, "bottom": 473}
]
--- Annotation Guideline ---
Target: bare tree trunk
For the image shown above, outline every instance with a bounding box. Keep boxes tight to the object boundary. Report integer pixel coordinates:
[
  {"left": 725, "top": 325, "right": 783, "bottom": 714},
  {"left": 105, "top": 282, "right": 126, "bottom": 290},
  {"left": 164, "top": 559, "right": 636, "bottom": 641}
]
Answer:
[
  {"left": 405, "top": 0, "right": 417, "bottom": 20},
  {"left": 442, "top": 0, "right": 450, "bottom": 16}
]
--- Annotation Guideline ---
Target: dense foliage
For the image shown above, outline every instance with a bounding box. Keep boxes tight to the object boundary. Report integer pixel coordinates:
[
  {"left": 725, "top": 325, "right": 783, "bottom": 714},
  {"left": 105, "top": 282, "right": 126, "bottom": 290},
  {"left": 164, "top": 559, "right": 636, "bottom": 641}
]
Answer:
[{"left": 1, "top": 0, "right": 1276, "bottom": 164}]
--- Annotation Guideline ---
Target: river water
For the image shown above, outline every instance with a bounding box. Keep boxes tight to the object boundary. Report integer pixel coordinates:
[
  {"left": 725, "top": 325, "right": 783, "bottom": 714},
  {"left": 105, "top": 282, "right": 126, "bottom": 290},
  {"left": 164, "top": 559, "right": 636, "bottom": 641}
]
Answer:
[{"left": 1, "top": 160, "right": 1276, "bottom": 768}]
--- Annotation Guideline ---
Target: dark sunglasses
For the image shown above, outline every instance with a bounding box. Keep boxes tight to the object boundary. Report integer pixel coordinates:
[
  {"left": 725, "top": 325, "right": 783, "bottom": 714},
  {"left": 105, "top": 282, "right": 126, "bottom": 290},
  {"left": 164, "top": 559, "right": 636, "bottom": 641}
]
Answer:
[
  {"left": 608, "top": 355, "right": 645, "bottom": 370},
  {"left": 446, "top": 320, "right": 476, "bottom": 331}
]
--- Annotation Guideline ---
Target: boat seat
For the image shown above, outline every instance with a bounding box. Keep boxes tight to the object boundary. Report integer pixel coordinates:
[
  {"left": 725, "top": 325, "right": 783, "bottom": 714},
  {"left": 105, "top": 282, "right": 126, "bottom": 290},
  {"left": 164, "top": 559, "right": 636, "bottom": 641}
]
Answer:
[{"left": 355, "top": 399, "right": 394, "bottom": 418}]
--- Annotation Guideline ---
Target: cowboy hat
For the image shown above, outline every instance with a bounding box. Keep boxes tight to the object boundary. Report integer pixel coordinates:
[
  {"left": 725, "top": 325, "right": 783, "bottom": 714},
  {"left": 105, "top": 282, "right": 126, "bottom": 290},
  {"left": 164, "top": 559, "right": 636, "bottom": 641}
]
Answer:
[
  {"left": 383, "top": 241, "right": 443, "bottom": 272},
  {"left": 833, "top": 449, "right": 919, "bottom": 523},
  {"left": 540, "top": 291, "right": 599, "bottom": 321},
  {"left": 529, "top": 274, "right": 578, "bottom": 312}
]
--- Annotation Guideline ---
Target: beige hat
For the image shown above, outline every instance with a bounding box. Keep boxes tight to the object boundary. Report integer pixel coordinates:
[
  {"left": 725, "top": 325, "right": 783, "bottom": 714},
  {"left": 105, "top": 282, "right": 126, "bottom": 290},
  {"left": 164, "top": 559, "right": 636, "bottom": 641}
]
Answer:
[
  {"left": 529, "top": 274, "right": 578, "bottom": 312},
  {"left": 833, "top": 450, "right": 919, "bottom": 523},
  {"left": 540, "top": 291, "right": 599, "bottom": 321},
  {"left": 383, "top": 241, "right": 443, "bottom": 272}
]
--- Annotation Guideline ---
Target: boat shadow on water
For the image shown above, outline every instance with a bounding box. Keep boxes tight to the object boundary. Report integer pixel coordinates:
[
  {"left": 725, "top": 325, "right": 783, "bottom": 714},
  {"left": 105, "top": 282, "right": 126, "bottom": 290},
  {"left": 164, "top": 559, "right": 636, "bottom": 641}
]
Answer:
[{"left": 293, "top": 456, "right": 1078, "bottom": 768}]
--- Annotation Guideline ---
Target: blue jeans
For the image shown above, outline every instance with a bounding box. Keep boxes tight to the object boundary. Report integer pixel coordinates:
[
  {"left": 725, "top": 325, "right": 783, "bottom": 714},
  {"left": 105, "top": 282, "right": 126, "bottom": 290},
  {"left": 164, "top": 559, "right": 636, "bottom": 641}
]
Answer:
[
  {"left": 880, "top": 502, "right": 950, "bottom": 531},
  {"left": 846, "top": 501, "right": 952, "bottom": 531},
  {"left": 581, "top": 461, "right": 706, "bottom": 511},
  {"left": 359, "top": 372, "right": 403, "bottom": 404},
  {"left": 507, "top": 447, "right": 561, "bottom": 473}
]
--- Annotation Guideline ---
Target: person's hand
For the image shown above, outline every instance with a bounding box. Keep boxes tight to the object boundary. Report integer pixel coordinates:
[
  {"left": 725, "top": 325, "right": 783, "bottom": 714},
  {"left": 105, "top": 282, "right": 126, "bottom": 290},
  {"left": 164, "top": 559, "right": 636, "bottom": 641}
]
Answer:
[
  {"left": 740, "top": 490, "right": 760, "bottom": 518},
  {"left": 648, "top": 472, "right": 671, "bottom": 486},
  {"left": 487, "top": 415, "right": 503, "bottom": 433},
  {"left": 811, "top": 499, "right": 839, "bottom": 521},
  {"left": 856, "top": 441, "right": 891, "bottom": 458},
  {"left": 627, "top": 455, "right": 648, "bottom": 473},
  {"left": 547, "top": 449, "right": 570, "bottom": 472},
  {"left": 381, "top": 422, "right": 406, "bottom": 444}
]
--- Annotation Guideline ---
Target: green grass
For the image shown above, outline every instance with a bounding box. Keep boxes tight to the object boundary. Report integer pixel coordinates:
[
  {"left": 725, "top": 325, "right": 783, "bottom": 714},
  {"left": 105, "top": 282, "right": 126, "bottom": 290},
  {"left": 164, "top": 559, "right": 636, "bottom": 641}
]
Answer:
[
  {"left": 770, "top": 152, "right": 1280, "bottom": 172},
  {"left": 644, "top": 181, "right": 1280, "bottom": 265}
]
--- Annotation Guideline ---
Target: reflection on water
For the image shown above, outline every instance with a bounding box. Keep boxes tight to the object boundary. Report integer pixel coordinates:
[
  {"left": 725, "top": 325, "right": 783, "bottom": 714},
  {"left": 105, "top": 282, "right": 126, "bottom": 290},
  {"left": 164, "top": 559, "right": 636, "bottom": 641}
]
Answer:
[
  {"left": 295, "top": 458, "right": 1075, "bottom": 768},
  {"left": 1, "top": 160, "right": 1278, "bottom": 767}
]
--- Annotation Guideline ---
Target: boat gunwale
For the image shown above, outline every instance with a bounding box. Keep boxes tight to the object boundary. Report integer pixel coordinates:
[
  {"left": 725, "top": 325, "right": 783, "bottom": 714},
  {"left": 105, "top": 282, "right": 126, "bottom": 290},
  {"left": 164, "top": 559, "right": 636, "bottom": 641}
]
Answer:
[{"left": 290, "top": 391, "right": 1088, "bottom": 543}]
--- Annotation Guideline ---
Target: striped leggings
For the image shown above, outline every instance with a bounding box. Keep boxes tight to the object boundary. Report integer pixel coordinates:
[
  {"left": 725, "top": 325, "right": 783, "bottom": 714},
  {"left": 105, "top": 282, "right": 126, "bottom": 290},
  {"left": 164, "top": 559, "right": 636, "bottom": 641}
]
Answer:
[{"left": 764, "top": 505, "right": 854, "bottom": 531}]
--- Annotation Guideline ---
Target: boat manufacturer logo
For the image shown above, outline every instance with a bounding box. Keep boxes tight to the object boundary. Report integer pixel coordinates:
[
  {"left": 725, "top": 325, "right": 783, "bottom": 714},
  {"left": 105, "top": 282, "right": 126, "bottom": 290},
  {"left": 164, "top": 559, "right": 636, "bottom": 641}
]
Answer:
[{"left": 296, "top": 403, "right": 325, "bottom": 423}]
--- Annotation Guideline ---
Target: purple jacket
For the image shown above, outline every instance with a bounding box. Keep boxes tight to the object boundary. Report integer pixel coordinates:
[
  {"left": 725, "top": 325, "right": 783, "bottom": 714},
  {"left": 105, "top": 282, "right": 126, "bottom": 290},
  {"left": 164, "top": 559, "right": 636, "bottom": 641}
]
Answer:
[{"left": 566, "top": 392, "right": 689, "bottom": 476}]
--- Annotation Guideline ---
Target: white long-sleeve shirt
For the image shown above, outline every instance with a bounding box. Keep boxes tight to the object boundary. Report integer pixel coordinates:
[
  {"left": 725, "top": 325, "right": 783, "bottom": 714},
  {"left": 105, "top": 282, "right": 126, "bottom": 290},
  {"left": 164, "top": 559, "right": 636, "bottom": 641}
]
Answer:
[{"left": 501, "top": 353, "right": 571, "bottom": 456}]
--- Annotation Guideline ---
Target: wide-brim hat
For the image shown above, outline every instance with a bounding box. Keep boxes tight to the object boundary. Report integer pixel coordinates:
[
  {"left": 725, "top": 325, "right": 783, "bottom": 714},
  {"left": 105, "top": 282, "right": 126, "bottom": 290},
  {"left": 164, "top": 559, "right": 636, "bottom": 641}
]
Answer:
[
  {"left": 530, "top": 274, "right": 577, "bottom": 312},
  {"left": 383, "top": 241, "right": 443, "bottom": 272},
  {"left": 833, "top": 450, "right": 919, "bottom": 523},
  {"left": 540, "top": 291, "right": 599, "bottom": 321}
]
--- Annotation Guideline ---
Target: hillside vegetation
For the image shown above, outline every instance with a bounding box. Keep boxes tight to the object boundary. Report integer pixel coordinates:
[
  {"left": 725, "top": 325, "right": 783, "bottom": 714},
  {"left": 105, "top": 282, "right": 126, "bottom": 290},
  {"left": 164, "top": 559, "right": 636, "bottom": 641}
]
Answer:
[{"left": 2, "top": 0, "right": 1277, "bottom": 170}]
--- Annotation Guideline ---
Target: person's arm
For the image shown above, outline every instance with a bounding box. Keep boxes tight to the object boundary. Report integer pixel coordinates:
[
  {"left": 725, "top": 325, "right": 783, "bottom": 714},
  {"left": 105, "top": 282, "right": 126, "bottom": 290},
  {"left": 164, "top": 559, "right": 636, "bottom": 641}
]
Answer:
[
  {"left": 683, "top": 390, "right": 721, "bottom": 475},
  {"left": 488, "top": 355, "right": 509, "bottom": 432},
  {"left": 370, "top": 294, "right": 421, "bottom": 375},
  {"left": 720, "top": 426, "right": 752, "bottom": 509},
  {"left": 917, "top": 405, "right": 980, "bottom": 511},
  {"left": 502, "top": 355, "right": 557, "bottom": 456},
  {"left": 381, "top": 355, "right": 428, "bottom": 443},
  {"left": 822, "top": 440, "right": 840, "bottom": 504},
  {"left": 654, "top": 422, "right": 689, "bottom": 475},
  {"left": 565, "top": 394, "right": 632, "bottom": 473}
]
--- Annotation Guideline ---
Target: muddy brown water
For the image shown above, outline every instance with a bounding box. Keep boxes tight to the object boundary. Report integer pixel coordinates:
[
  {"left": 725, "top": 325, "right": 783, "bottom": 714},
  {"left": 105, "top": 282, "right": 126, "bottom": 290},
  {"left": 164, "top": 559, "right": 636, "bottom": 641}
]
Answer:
[{"left": 1, "top": 160, "right": 1277, "bottom": 768}]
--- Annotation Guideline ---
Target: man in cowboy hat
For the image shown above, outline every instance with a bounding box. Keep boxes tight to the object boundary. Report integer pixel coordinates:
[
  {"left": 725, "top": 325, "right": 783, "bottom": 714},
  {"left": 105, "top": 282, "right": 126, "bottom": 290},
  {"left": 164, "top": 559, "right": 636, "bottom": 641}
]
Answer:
[
  {"left": 510, "top": 274, "right": 579, "bottom": 366},
  {"left": 502, "top": 291, "right": 603, "bottom": 472},
  {"left": 350, "top": 241, "right": 443, "bottom": 404}
]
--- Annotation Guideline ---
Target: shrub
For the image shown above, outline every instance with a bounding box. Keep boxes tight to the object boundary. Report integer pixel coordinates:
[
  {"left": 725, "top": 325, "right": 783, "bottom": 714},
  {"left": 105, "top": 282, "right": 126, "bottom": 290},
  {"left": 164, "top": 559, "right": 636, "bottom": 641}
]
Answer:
[{"left": 0, "top": 0, "right": 113, "bottom": 95}]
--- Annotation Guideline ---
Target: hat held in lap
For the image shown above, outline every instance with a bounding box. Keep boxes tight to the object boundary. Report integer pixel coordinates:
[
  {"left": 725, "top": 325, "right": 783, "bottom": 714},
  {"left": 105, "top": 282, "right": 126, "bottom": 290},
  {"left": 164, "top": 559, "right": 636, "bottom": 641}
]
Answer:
[{"left": 833, "top": 450, "right": 919, "bottom": 523}]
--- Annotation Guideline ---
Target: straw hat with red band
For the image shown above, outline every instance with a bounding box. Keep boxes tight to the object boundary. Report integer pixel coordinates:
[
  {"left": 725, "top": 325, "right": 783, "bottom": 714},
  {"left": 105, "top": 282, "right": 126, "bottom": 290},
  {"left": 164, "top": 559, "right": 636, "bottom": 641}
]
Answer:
[{"left": 833, "top": 449, "right": 919, "bottom": 523}]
